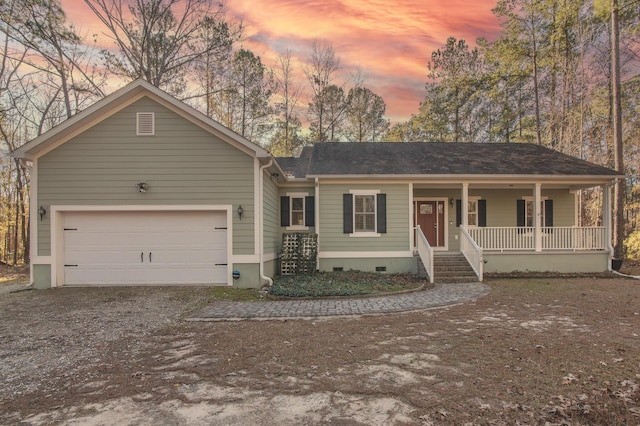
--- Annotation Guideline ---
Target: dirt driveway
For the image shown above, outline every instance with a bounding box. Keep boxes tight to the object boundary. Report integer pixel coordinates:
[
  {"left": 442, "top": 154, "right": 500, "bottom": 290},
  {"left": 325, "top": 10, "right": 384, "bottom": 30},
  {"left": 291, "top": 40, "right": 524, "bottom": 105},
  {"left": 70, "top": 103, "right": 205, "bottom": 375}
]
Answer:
[{"left": 1, "top": 278, "right": 639, "bottom": 425}]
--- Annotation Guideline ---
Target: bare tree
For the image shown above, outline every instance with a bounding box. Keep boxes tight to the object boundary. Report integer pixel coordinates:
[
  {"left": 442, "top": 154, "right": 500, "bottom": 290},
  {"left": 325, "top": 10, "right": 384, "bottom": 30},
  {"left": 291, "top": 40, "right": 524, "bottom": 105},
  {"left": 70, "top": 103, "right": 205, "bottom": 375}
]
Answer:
[
  {"left": 190, "top": 19, "right": 239, "bottom": 116},
  {"left": 344, "top": 86, "right": 390, "bottom": 142},
  {"left": 85, "top": 0, "right": 238, "bottom": 96},
  {"left": 304, "top": 39, "right": 341, "bottom": 142},
  {"left": 2, "top": 0, "right": 105, "bottom": 118},
  {"left": 269, "top": 49, "right": 304, "bottom": 156}
]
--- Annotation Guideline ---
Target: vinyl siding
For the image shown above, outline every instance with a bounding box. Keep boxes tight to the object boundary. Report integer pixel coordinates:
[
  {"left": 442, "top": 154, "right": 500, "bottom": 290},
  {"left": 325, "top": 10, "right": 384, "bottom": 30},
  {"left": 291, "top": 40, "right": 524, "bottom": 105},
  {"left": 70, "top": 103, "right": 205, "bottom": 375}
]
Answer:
[
  {"left": 263, "top": 171, "right": 279, "bottom": 255},
  {"left": 37, "top": 97, "right": 256, "bottom": 256},
  {"left": 480, "top": 189, "right": 575, "bottom": 227},
  {"left": 278, "top": 186, "right": 316, "bottom": 233},
  {"left": 414, "top": 188, "right": 576, "bottom": 252},
  {"left": 319, "top": 183, "right": 409, "bottom": 252}
]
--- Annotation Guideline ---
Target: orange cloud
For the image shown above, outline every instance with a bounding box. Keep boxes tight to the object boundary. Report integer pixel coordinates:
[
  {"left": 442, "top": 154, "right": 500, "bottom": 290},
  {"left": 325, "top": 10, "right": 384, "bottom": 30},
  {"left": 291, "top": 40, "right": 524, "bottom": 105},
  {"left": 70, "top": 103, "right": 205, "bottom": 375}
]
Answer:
[{"left": 60, "top": 0, "right": 500, "bottom": 124}]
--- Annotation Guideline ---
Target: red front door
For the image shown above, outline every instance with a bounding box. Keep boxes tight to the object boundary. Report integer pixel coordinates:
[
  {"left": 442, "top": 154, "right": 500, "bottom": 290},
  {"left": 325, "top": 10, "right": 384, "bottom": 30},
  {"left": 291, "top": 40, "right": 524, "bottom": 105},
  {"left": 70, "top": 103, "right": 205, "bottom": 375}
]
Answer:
[{"left": 415, "top": 201, "right": 445, "bottom": 247}]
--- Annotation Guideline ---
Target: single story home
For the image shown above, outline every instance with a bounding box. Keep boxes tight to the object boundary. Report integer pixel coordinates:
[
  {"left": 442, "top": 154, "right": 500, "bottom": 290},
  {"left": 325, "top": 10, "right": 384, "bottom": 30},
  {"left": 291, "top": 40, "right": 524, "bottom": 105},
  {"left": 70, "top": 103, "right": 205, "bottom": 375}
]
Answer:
[{"left": 12, "top": 79, "right": 623, "bottom": 288}]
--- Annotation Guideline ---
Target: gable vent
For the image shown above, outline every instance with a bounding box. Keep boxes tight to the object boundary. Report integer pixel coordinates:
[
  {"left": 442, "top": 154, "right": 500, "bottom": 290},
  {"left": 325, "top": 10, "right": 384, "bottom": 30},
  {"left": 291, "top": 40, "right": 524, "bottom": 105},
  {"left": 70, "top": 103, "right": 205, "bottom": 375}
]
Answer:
[{"left": 136, "top": 112, "right": 155, "bottom": 136}]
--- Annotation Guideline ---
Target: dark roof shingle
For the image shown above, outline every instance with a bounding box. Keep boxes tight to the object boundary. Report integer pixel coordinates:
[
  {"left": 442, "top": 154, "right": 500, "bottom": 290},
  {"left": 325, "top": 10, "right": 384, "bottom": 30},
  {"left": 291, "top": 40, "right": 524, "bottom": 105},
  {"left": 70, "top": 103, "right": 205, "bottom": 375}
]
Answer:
[{"left": 286, "top": 142, "right": 619, "bottom": 177}]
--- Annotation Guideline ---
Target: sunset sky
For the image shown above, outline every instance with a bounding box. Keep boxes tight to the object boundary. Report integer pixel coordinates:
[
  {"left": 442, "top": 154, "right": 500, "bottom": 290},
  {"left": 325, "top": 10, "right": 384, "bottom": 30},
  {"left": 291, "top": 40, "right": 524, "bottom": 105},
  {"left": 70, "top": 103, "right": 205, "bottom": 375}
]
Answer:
[{"left": 60, "top": 0, "right": 502, "bottom": 123}]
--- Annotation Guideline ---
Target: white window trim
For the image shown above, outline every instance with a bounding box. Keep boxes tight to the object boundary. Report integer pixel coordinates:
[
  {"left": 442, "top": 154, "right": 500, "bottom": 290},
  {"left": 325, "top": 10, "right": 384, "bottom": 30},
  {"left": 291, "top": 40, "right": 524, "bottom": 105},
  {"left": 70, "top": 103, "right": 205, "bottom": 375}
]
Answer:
[
  {"left": 137, "top": 112, "right": 155, "bottom": 136},
  {"left": 286, "top": 192, "right": 308, "bottom": 231},
  {"left": 522, "top": 196, "right": 548, "bottom": 227},
  {"left": 350, "top": 189, "right": 380, "bottom": 237},
  {"left": 467, "top": 196, "right": 481, "bottom": 228}
]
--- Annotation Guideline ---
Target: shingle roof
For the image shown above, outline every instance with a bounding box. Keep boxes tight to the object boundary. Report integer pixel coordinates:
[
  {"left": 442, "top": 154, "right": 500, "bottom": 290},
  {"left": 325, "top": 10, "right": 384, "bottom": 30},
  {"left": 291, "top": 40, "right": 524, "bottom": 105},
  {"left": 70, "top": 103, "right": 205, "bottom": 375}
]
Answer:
[
  {"left": 276, "top": 142, "right": 619, "bottom": 178},
  {"left": 275, "top": 146, "right": 313, "bottom": 179}
]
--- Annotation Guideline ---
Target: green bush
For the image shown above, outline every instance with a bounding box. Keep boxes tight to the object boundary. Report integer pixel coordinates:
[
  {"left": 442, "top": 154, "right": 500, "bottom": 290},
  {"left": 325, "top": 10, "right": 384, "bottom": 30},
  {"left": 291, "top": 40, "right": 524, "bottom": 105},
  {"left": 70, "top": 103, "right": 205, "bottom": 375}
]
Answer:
[{"left": 625, "top": 231, "right": 640, "bottom": 260}]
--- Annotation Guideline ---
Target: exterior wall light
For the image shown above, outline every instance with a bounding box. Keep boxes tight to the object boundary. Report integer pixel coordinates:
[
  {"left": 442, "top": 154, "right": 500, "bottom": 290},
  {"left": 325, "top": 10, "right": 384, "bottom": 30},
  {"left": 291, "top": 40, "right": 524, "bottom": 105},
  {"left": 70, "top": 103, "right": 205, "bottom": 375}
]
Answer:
[
  {"left": 137, "top": 182, "right": 149, "bottom": 192},
  {"left": 237, "top": 205, "right": 244, "bottom": 220},
  {"left": 39, "top": 206, "right": 46, "bottom": 221}
]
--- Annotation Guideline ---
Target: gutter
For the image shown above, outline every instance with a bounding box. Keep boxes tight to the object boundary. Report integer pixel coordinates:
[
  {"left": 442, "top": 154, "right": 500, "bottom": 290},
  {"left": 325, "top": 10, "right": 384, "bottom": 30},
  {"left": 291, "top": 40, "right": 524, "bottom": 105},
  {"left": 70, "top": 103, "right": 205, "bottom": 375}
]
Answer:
[{"left": 258, "top": 159, "right": 274, "bottom": 287}]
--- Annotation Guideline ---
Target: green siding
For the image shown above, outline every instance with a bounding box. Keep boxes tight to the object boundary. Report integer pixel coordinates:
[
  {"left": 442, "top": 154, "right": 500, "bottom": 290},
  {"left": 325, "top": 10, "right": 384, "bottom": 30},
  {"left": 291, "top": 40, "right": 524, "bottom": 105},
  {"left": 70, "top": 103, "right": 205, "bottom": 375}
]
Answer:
[
  {"left": 414, "top": 188, "right": 577, "bottom": 252},
  {"left": 319, "top": 183, "right": 410, "bottom": 252},
  {"left": 263, "top": 172, "right": 279, "bottom": 254},
  {"left": 319, "top": 257, "right": 416, "bottom": 274},
  {"left": 480, "top": 189, "right": 575, "bottom": 228},
  {"left": 32, "top": 264, "right": 52, "bottom": 289},
  {"left": 278, "top": 186, "right": 316, "bottom": 234},
  {"left": 231, "top": 263, "right": 260, "bottom": 288},
  {"left": 484, "top": 252, "right": 608, "bottom": 273},
  {"left": 37, "top": 97, "right": 256, "bottom": 256}
]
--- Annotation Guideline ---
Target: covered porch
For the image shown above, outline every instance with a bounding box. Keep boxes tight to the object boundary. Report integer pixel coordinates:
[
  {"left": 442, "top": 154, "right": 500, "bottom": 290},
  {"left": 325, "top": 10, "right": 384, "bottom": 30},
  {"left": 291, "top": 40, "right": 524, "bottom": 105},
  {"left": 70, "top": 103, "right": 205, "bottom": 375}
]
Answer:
[{"left": 412, "top": 181, "right": 615, "bottom": 283}]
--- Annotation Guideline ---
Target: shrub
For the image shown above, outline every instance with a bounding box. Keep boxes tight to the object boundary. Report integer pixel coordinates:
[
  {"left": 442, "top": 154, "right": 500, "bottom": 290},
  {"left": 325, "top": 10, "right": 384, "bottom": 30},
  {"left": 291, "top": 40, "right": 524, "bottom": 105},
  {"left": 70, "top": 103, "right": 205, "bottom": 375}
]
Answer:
[{"left": 625, "top": 231, "right": 640, "bottom": 260}]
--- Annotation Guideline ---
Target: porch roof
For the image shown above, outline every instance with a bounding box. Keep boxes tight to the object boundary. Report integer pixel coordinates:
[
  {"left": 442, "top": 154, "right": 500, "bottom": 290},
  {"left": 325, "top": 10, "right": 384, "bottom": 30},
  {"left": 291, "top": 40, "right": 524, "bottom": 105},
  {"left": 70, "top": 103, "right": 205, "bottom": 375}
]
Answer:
[{"left": 276, "top": 142, "right": 621, "bottom": 182}]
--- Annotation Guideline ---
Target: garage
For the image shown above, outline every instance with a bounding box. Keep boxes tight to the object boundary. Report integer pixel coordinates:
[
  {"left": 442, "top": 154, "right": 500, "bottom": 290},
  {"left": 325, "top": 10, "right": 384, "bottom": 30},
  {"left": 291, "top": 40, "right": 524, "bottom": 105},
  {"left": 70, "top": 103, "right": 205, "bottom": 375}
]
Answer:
[{"left": 61, "top": 210, "right": 228, "bottom": 286}]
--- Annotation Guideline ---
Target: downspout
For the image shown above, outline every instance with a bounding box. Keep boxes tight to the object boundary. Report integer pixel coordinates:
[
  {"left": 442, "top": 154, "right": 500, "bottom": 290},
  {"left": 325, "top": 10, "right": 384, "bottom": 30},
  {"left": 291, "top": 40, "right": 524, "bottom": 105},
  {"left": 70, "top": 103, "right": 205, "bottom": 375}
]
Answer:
[{"left": 259, "top": 159, "right": 274, "bottom": 287}]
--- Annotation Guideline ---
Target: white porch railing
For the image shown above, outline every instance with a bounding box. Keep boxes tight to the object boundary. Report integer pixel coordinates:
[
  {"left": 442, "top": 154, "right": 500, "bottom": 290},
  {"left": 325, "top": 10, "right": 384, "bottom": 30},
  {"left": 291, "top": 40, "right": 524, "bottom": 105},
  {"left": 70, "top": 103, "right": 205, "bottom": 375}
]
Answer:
[
  {"left": 467, "top": 226, "right": 606, "bottom": 251},
  {"left": 460, "top": 226, "right": 483, "bottom": 281},
  {"left": 415, "top": 226, "right": 434, "bottom": 284}
]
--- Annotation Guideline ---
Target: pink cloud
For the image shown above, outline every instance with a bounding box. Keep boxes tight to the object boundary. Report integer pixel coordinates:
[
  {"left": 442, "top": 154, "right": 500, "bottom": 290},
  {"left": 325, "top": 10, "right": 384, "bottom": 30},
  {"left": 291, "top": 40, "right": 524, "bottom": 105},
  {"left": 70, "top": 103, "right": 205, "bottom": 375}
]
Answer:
[{"left": 60, "top": 0, "right": 501, "bottom": 124}]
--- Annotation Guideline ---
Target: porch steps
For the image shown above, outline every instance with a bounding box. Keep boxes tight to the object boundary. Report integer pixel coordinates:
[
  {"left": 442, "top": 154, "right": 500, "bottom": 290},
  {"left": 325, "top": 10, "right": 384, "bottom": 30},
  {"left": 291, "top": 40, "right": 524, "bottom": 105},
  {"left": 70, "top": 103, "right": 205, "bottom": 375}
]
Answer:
[{"left": 432, "top": 253, "right": 478, "bottom": 283}]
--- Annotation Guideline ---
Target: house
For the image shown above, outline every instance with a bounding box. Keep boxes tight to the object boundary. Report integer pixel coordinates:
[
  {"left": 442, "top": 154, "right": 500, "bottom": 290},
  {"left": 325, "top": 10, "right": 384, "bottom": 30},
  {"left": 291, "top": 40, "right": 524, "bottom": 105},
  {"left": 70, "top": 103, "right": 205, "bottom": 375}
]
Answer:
[{"left": 12, "top": 80, "right": 623, "bottom": 289}]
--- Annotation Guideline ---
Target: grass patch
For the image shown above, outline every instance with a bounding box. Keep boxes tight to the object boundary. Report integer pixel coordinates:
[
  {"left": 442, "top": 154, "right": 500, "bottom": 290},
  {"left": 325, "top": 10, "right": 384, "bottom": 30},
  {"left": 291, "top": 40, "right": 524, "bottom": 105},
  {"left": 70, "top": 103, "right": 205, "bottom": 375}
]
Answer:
[
  {"left": 204, "top": 287, "right": 265, "bottom": 302},
  {"left": 269, "top": 272, "right": 423, "bottom": 298},
  {"left": 0, "top": 277, "right": 29, "bottom": 286}
]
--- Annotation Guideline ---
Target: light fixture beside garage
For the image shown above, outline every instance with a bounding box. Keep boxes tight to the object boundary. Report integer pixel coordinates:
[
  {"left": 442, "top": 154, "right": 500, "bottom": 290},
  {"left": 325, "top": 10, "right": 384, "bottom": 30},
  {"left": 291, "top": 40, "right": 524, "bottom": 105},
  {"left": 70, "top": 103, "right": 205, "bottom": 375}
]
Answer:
[
  {"left": 39, "top": 206, "right": 46, "bottom": 221},
  {"left": 237, "top": 205, "right": 244, "bottom": 220},
  {"left": 136, "top": 182, "right": 149, "bottom": 193}
]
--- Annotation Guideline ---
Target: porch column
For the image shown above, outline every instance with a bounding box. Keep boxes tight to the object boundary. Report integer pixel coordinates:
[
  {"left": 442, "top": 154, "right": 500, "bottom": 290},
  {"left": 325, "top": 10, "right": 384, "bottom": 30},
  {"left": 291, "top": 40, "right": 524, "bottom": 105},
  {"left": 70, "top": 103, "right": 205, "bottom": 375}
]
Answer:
[
  {"left": 461, "top": 182, "right": 469, "bottom": 228},
  {"left": 603, "top": 184, "right": 614, "bottom": 255},
  {"left": 534, "top": 183, "right": 542, "bottom": 252},
  {"left": 409, "top": 183, "right": 414, "bottom": 250},
  {"left": 315, "top": 178, "right": 320, "bottom": 271}
]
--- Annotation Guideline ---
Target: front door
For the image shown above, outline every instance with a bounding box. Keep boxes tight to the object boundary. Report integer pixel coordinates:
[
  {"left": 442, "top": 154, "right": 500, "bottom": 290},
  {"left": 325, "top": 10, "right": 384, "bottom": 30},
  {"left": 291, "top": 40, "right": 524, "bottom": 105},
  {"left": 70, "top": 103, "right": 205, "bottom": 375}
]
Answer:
[{"left": 415, "top": 200, "right": 445, "bottom": 247}]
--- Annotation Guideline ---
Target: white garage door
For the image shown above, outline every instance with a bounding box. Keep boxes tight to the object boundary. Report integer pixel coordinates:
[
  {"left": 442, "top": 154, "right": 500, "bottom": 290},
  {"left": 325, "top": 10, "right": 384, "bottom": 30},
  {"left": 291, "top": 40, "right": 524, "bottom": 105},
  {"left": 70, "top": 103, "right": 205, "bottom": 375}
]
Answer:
[{"left": 62, "top": 211, "right": 227, "bottom": 285}]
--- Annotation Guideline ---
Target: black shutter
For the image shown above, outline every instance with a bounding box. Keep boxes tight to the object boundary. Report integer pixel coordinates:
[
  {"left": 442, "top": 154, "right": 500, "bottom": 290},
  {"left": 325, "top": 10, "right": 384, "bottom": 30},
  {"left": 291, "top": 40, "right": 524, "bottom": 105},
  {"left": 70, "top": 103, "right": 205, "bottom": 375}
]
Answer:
[
  {"left": 377, "top": 194, "right": 387, "bottom": 233},
  {"left": 343, "top": 194, "right": 353, "bottom": 233},
  {"left": 517, "top": 199, "right": 525, "bottom": 227},
  {"left": 456, "top": 199, "right": 462, "bottom": 227},
  {"left": 280, "top": 196, "right": 290, "bottom": 227},
  {"left": 305, "top": 196, "right": 315, "bottom": 227},
  {"left": 478, "top": 199, "right": 487, "bottom": 227},
  {"left": 544, "top": 199, "right": 553, "bottom": 227}
]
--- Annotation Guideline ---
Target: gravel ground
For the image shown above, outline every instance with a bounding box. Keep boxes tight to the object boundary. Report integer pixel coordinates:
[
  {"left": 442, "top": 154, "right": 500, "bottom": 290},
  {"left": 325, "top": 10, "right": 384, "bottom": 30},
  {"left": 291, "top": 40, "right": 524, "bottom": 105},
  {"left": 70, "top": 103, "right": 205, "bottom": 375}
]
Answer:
[{"left": 1, "top": 277, "right": 640, "bottom": 425}]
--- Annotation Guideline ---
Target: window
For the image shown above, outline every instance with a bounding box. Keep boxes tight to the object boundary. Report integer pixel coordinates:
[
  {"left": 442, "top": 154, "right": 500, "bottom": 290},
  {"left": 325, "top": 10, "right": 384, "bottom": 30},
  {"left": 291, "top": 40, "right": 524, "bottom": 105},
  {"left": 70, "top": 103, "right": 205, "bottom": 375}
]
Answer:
[
  {"left": 467, "top": 197, "right": 480, "bottom": 227},
  {"left": 291, "top": 196, "right": 304, "bottom": 226},
  {"left": 355, "top": 194, "right": 376, "bottom": 232},
  {"left": 136, "top": 112, "right": 155, "bottom": 136},
  {"left": 280, "top": 194, "right": 314, "bottom": 228},
  {"left": 343, "top": 191, "right": 386, "bottom": 236},
  {"left": 517, "top": 198, "right": 553, "bottom": 227},
  {"left": 455, "top": 198, "right": 486, "bottom": 227}
]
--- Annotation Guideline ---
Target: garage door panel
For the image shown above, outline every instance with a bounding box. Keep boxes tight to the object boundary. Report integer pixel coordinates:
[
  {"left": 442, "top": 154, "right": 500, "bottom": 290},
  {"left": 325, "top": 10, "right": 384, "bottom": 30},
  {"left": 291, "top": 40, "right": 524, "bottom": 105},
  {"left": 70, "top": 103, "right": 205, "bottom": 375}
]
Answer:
[{"left": 63, "top": 211, "right": 228, "bottom": 286}]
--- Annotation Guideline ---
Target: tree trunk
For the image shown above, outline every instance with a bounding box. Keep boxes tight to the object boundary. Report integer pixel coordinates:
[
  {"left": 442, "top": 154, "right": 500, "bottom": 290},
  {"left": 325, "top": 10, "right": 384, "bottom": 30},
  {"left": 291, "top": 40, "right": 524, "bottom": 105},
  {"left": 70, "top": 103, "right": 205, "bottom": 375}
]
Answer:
[{"left": 611, "top": 0, "right": 625, "bottom": 260}]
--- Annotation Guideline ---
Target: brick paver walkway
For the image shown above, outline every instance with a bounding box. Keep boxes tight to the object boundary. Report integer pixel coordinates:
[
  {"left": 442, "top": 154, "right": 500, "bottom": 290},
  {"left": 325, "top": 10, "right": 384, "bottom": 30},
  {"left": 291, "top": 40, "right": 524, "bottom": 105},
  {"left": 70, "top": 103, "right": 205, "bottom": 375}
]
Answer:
[{"left": 188, "top": 282, "right": 490, "bottom": 321}]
